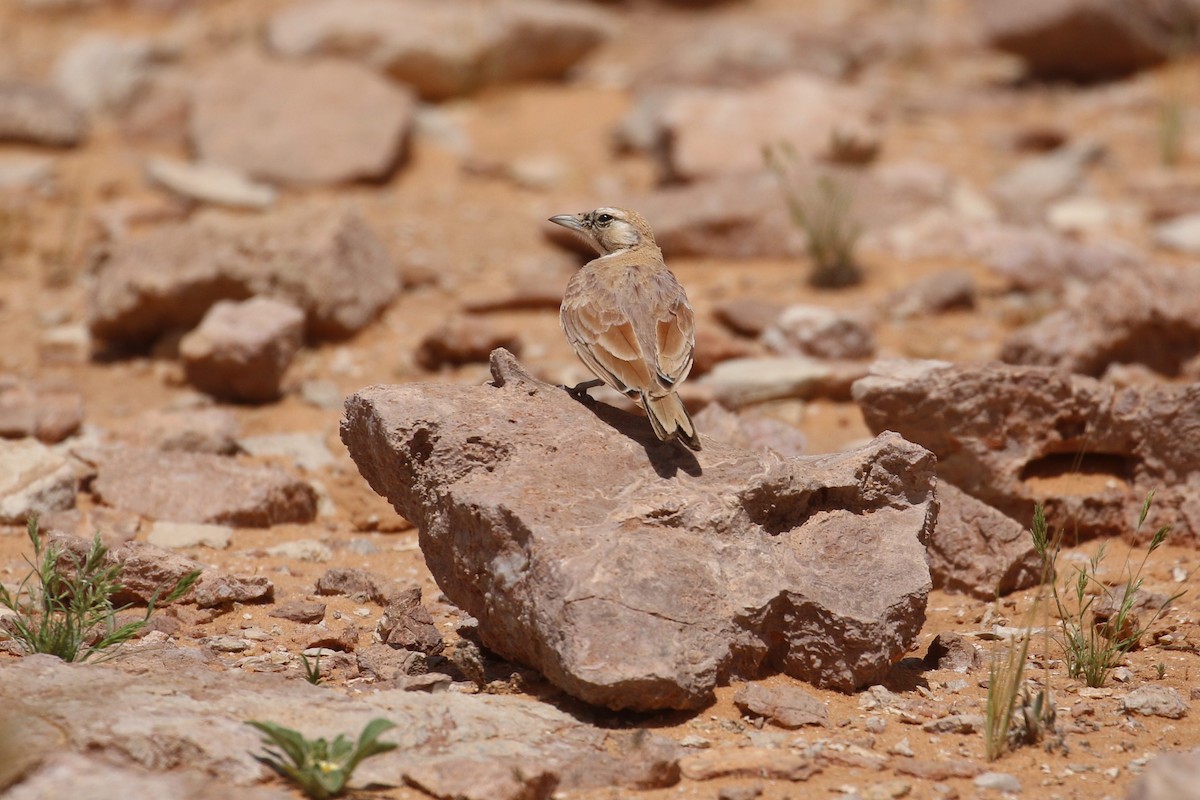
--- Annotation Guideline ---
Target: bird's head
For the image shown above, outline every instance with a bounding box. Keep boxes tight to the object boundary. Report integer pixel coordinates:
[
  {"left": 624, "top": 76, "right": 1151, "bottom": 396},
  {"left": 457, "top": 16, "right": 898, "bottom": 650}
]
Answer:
[{"left": 548, "top": 207, "right": 656, "bottom": 256}]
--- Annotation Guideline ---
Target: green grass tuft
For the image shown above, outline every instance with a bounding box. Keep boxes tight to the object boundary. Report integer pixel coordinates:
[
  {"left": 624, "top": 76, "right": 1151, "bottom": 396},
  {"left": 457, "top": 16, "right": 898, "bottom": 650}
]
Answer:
[{"left": 246, "top": 718, "right": 397, "bottom": 800}]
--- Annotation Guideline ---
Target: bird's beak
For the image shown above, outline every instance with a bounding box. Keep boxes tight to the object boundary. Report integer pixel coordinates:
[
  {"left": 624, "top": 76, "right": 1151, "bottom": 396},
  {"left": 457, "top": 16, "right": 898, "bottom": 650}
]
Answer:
[{"left": 548, "top": 214, "right": 585, "bottom": 233}]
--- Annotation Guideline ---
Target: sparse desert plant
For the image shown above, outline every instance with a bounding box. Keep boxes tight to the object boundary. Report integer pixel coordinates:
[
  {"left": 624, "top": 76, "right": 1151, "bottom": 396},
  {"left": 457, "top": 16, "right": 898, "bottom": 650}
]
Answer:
[
  {"left": 1031, "top": 493, "right": 1184, "bottom": 688},
  {"left": 0, "top": 517, "right": 199, "bottom": 662},
  {"left": 764, "top": 142, "right": 864, "bottom": 289},
  {"left": 246, "top": 718, "right": 397, "bottom": 800},
  {"left": 300, "top": 650, "right": 323, "bottom": 685},
  {"left": 984, "top": 624, "right": 1034, "bottom": 761}
]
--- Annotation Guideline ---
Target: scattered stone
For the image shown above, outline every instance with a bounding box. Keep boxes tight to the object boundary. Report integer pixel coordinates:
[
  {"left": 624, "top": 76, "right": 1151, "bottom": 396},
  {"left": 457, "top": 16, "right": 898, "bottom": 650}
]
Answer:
[
  {"left": 931, "top": 482, "right": 1043, "bottom": 599},
  {"left": 971, "top": 0, "right": 1200, "bottom": 81},
  {"left": 1155, "top": 213, "right": 1200, "bottom": 256},
  {"left": 191, "top": 49, "right": 414, "bottom": 185},
  {"left": 690, "top": 404, "right": 806, "bottom": 459},
  {"left": 403, "top": 757, "right": 559, "bottom": 800},
  {"left": 698, "top": 356, "right": 866, "bottom": 407},
  {"left": 81, "top": 444, "right": 317, "bottom": 527},
  {"left": 415, "top": 317, "right": 524, "bottom": 370},
  {"left": 714, "top": 298, "right": 786, "bottom": 338},
  {"left": 305, "top": 623, "right": 361, "bottom": 652},
  {"left": 990, "top": 141, "right": 1103, "bottom": 219},
  {"left": 376, "top": 587, "right": 444, "bottom": 655},
  {"left": 267, "top": 0, "right": 613, "bottom": 101},
  {"left": 5, "top": 752, "right": 294, "bottom": 800},
  {"left": 923, "top": 632, "right": 984, "bottom": 673},
  {"left": 191, "top": 572, "right": 274, "bottom": 608},
  {"left": 299, "top": 379, "right": 343, "bottom": 410},
  {"left": 123, "top": 407, "right": 241, "bottom": 455},
  {"left": 0, "top": 377, "right": 84, "bottom": 444},
  {"left": 1128, "top": 750, "right": 1200, "bottom": 800},
  {"left": 762, "top": 304, "right": 876, "bottom": 360},
  {"left": 631, "top": 72, "right": 879, "bottom": 181},
  {"left": 853, "top": 359, "right": 1200, "bottom": 543},
  {"left": 0, "top": 439, "right": 77, "bottom": 524},
  {"left": 1000, "top": 264, "right": 1200, "bottom": 377},
  {"left": 316, "top": 567, "right": 394, "bottom": 605},
  {"left": 974, "top": 771, "right": 1021, "bottom": 793},
  {"left": 630, "top": 172, "right": 804, "bottom": 259},
  {"left": 0, "top": 154, "right": 55, "bottom": 191},
  {"left": 1120, "top": 686, "right": 1190, "bottom": 720},
  {"left": 238, "top": 433, "right": 334, "bottom": 472},
  {"left": 355, "top": 643, "right": 427, "bottom": 682},
  {"left": 732, "top": 682, "right": 827, "bottom": 729},
  {"left": 203, "top": 635, "right": 252, "bottom": 653},
  {"left": 180, "top": 296, "right": 305, "bottom": 403},
  {"left": 38, "top": 324, "right": 92, "bottom": 366},
  {"left": 883, "top": 270, "right": 976, "bottom": 319},
  {"left": 269, "top": 600, "right": 327, "bottom": 624},
  {"left": 88, "top": 204, "right": 397, "bottom": 345},
  {"left": 40, "top": 504, "right": 141, "bottom": 545},
  {"left": 974, "top": 224, "right": 1140, "bottom": 294},
  {"left": 263, "top": 539, "right": 333, "bottom": 562},
  {"left": 893, "top": 758, "right": 982, "bottom": 780},
  {"left": 0, "top": 81, "right": 88, "bottom": 146},
  {"left": 923, "top": 713, "right": 985, "bottom": 734},
  {"left": 718, "top": 785, "right": 764, "bottom": 800},
  {"left": 342, "top": 350, "right": 934, "bottom": 710},
  {"left": 52, "top": 33, "right": 159, "bottom": 113},
  {"left": 679, "top": 748, "right": 819, "bottom": 782},
  {"left": 145, "top": 156, "right": 277, "bottom": 210},
  {"left": 146, "top": 521, "right": 233, "bottom": 550},
  {"left": 691, "top": 327, "right": 758, "bottom": 378}
]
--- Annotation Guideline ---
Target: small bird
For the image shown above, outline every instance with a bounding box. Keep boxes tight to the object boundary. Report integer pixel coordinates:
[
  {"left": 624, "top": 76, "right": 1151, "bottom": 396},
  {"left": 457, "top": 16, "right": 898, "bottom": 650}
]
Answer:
[{"left": 548, "top": 207, "right": 701, "bottom": 451}]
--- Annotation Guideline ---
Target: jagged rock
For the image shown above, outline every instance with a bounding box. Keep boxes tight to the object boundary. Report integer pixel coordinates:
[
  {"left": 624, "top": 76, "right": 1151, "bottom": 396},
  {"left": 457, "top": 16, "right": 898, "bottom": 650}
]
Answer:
[
  {"left": 87, "top": 204, "right": 397, "bottom": 346},
  {"left": 342, "top": 349, "right": 934, "bottom": 710},
  {"left": 1121, "top": 686, "right": 1190, "bottom": 720},
  {"left": 180, "top": 297, "right": 305, "bottom": 403},
  {"left": 316, "top": 567, "right": 395, "bottom": 605},
  {"left": 0, "top": 377, "right": 84, "bottom": 444},
  {"left": 1000, "top": 264, "right": 1200, "bottom": 377},
  {"left": 80, "top": 444, "right": 317, "bottom": 527},
  {"left": 0, "top": 82, "right": 88, "bottom": 146},
  {"left": 923, "top": 632, "right": 984, "bottom": 673},
  {"left": 190, "top": 49, "right": 414, "bottom": 185},
  {"left": 266, "top": 0, "right": 613, "bottom": 101},
  {"left": 853, "top": 359, "right": 1200, "bottom": 542},
  {"left": 931, "top": 483, "right": 1042, "bottom": 599},
  {"left": 376, "top": 587, "right": 444, "bottom": 655},
  {"left": 973, "top": 225, "right": 1141, "bottom": 294},
  {"left": 971, "top": 0, "right": 1200, "bottom": 81},
  {"left": 732, "top": 682, "right": 827, "bottom": 729},
  {"left": 192, "top": 572, "right": 274, "bottom": 608},
  {"left": 0, "top": 654, "right": 681, "bottom": 795},
  {"left": 0, "top": 439, "right": 77, "bottom": 524}
]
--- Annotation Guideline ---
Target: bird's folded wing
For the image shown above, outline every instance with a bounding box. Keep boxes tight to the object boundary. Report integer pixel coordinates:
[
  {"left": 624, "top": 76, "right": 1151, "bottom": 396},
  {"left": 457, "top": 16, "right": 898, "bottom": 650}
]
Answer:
[{"left": 562, "top": 301, "right": 654, "bottom": 394}]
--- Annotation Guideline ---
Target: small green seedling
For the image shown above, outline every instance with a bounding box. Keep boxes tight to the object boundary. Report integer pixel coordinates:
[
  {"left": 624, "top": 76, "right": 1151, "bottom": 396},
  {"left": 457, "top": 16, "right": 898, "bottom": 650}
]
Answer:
[
  {"left": 0, "top": 516, "right": 199, "bottom": 662},
  {"left": 300, "top": 651, "right": 323, "bottom": 685},
  {"left": 247, "top": 718, "right": 397, "bottom": 800}
]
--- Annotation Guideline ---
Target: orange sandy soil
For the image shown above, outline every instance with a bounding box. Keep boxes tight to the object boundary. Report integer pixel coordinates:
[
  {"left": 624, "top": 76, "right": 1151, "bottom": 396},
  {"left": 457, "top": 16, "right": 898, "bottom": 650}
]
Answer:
[{"left": 2, "top": 0, "right": 1200, "bottom": 798}]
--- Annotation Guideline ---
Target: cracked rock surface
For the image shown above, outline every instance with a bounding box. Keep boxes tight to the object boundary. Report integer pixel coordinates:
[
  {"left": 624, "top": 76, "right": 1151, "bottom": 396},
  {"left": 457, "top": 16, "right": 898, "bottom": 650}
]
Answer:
[{"left": 342, "top": 349, "right": 935, "bottom": 710}]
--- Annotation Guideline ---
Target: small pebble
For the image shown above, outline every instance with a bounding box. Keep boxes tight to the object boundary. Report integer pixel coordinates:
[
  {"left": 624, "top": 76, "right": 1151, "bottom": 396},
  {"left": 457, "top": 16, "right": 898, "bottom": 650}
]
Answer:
[{"left": 974, "top": 771, "right": 1021, "bottom": 793}]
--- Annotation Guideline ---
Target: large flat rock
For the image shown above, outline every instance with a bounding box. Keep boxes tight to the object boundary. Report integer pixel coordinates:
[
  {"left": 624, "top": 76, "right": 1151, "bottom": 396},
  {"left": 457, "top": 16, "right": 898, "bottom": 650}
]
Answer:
[{"left": 341, "top": 350, "right": 934, "bottom": 711}]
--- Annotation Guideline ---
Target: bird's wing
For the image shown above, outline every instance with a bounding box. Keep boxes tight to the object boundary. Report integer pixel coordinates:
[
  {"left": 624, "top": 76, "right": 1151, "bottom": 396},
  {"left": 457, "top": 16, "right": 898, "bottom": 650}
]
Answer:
[
  {"left": 561, "top": 272, "right": 655, "bottom": 395},
  {"left": 650, "top": 270, "right": 695, "bottom": 389}
]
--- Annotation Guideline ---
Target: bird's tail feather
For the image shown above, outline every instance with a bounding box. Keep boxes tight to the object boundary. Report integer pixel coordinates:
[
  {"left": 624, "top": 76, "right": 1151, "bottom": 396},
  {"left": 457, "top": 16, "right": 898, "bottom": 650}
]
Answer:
[{"left": 643, "top": 391, "right": 701, "bottom": 451}]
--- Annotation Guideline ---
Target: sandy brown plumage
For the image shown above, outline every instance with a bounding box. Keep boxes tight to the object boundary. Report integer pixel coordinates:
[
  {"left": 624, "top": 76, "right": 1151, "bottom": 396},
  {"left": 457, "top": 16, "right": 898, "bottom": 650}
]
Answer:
[{"left": 550, "top": 207, "right": 701, "bottom": 450}]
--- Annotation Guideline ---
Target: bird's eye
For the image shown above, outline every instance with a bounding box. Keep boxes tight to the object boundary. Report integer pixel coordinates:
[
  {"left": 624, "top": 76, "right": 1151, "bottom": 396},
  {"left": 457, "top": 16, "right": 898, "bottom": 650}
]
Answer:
[{"left": 596, "top": 213, "right": 614, "bottom": 226}]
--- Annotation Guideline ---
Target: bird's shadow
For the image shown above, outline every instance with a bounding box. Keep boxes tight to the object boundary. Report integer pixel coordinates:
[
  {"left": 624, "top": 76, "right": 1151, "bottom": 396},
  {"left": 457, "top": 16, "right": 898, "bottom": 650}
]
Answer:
[{"left": 566, "top": 389, "right": 702, "bottom": 479}]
